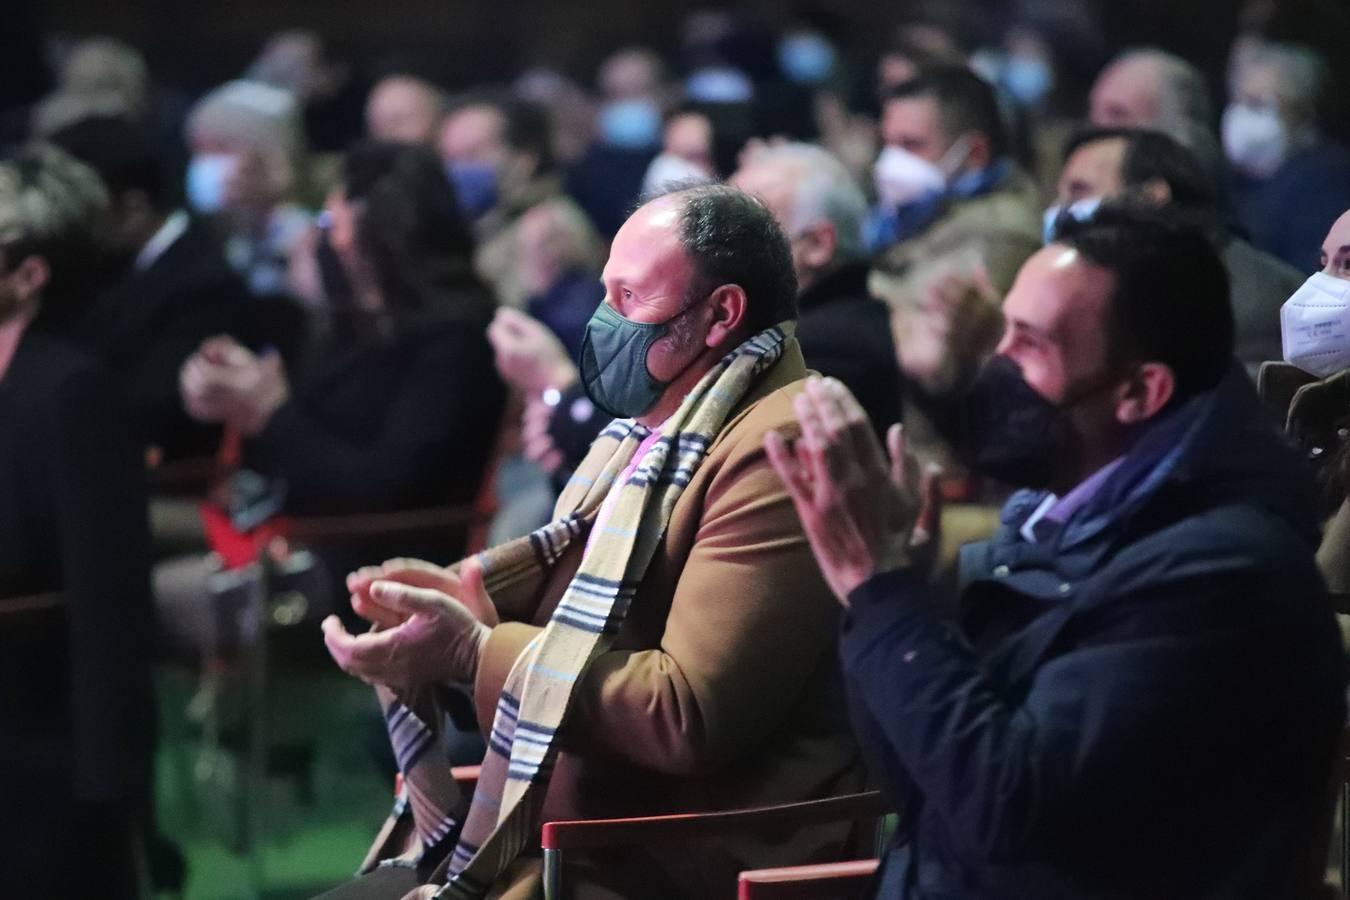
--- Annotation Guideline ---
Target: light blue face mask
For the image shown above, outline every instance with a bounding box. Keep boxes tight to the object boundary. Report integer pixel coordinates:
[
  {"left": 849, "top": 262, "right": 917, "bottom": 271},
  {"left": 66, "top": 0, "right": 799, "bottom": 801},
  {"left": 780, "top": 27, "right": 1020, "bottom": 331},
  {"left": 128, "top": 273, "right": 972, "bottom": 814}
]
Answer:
[
  {"left": 598, "top": 98, "right": 662, "bottom": 149},
  {"left": 447, "top": 162, "right": 499, "bottom": 222},
  {"left": 185, "top": 154, "right": 236, "bottom": 215},
  {"left": 1002, "top": 55, "right": 1053, "bottom": 107},
  {"left": 778, "top": 33, "right": 836, "bottom": 85},
  {"left": 1042, "top": 196, "right": 1102, "bottom": 244}
]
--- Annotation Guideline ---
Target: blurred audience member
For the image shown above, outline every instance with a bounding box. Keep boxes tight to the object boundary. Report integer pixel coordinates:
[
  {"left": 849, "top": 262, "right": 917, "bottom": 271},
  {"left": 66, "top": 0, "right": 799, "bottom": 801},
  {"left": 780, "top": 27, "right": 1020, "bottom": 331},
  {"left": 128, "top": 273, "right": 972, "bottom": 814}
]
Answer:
[
  {"left": 1225, "top": 41, "right": 1350, "bottom": 271},
  {"left": 514, "top": 68, "right": 596, "bottom": 166},
  {"left": 732, "top": 142, "right": 903, "bottom": 436},
  {"left": 868, "top": 65, "right": 1040, "bottom": 420},
  {"left": 566, "top": 48, "right": 666, "bottom": 238},
  {"left": 641, "top": 109, "right": 718, "bottom": 197},
  {"left": 518, "top": 197, "right": 604, "bottom": 359},
  {"left": 50, "top": 114, "right": 249, "bottom": 460},
  {"left": 0, "top": 144, "right": 153, "bottom": 898},
  {"left": 1050, "top": 127, "right": 1302, "bottom": 371},
  {"left": 868, "top": 65, "right": 1041, "bottom": 259},
  {"left": 1088, "top": 48, "right": 1226, "bottom": 192},
  {"left": 365, "top": 74, "right": 444, "bottom": 146},
  {"left": 180, "top": 141, "right": 503, "bottom": 515},
  {"left": 769, "top": 207, "right": 1345, "bottom": 899},
  {"left": 979, "top": 1, "right": 1109, "bottom": 200},
  {"left": 160, "top": 142, "right": 506, "bottom": 651},
  {"left": 185, "top": 79, "right": 313, "bottom": 298},
  {"left": 31, "top": 38, "right": 150, "bottom": 137},
  {"left": 439, "top": 93, "right": 578, "bottom": 307},
  {"left": 247, "top": 29, "right": 361, "bottom": 155}
]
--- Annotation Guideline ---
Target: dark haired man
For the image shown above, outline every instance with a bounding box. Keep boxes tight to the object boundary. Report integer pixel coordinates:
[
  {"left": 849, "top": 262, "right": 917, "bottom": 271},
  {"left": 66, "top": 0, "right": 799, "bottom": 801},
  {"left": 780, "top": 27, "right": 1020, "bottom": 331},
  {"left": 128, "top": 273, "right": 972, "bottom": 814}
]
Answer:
[
  {"left": 1048, "top": 126, "right": 1303, "bottom": 372},
  {"left": 49, "top": 114, "right": 248, "bottom": 460},
  {"left": 770, "top": 205, "right": 1346, "bottom": 898},
  {"left": 867, "top": 64, "right": 1041, "bottom": 269},
  {"left": 320, "top": 184, "right": 861, "bottom": 898}
]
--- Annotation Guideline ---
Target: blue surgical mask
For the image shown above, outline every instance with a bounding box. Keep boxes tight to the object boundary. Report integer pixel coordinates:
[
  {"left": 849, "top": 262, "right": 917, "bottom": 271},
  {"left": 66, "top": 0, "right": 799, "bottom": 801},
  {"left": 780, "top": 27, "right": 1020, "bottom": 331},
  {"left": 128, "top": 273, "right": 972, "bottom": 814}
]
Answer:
[
  {"left": 1002, "top": 55, "right": 1053, "bottom": 107},
  {"left": 1042, "top": 196, "right": 1102, "bottom": 244},
  {"left": 598, "top": 98, "right": 662, "bottom": 149},
  {"left": 447, "top": 162, "right": 499, "bottom": 222},
  {"left": 778, "top": 33, "right": 836, "bottom": 85},
  {"left": 185, "top": 153, "right": 237, "bottom": 215}
]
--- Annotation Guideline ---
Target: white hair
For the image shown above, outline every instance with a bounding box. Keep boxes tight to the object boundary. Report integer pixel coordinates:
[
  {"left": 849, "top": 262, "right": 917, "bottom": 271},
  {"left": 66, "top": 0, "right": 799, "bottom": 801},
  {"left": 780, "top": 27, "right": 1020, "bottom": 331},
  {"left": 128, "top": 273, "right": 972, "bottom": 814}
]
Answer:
[
  {"left": 186, "top": 79, "right": 304, "bottom": 157},
  {"left": 746, "top": 142, "right": 868, "bottom": 262}
]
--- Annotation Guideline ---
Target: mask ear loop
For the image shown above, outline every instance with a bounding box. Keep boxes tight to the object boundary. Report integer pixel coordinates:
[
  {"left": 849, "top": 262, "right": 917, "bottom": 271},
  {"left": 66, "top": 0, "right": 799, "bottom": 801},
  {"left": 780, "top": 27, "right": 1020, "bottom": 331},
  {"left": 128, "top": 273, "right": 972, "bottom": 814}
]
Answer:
[{"left": 936, "top": 133, "right": 975, "bottom": 180}]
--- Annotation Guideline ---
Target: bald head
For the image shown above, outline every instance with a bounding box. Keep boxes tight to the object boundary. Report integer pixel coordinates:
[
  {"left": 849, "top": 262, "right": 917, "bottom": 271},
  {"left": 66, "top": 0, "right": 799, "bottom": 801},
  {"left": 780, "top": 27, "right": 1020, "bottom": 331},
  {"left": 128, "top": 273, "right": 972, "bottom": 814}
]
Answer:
[
  {"left": 1090, "top": 49, "right": 1214, "bottom": 139},
  {"left": 365, "top": 76, "right": 445, "bottom": 146}
]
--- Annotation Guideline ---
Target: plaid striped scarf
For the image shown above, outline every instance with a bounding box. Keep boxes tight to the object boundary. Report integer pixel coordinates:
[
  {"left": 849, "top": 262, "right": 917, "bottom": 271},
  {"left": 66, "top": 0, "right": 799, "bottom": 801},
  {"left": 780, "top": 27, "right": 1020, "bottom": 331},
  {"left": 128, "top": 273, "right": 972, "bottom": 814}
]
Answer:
[{"left": 367, "top": 322, "right": 794, "bottom": 897}]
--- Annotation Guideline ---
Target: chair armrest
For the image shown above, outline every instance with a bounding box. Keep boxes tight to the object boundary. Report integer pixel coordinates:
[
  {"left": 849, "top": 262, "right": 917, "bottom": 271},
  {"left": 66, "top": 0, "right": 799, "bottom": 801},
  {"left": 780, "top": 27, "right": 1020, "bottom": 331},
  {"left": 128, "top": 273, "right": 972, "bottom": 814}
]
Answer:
[
  {"left": 541, "top": 791, "right": 889, "bottom": 851},
  {"left": 737, "top": 859, "right": 880, "bottom": 899}
]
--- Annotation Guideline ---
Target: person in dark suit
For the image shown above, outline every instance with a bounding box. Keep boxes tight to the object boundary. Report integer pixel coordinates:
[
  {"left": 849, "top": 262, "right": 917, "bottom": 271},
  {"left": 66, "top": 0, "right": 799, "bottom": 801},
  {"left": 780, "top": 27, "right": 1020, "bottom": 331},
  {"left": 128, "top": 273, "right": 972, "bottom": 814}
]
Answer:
[
  {"left": 49, "top": 114, "right": 250, "bottom": 461},
  {"left": 0, "top": 144, "right": 154, "bottom": 898}
]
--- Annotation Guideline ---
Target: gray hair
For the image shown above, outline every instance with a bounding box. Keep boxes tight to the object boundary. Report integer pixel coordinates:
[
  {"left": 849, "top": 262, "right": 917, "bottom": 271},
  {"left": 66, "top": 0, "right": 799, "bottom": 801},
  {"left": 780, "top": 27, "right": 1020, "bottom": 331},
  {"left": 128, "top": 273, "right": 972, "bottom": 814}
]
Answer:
[
  {"left": 1116, "top": 47, "right": 1215, "bottom": 135},
  {"left": 745, "top": 142, "right": 868, "bottom": 263},
  {"left": 31, "top": 37, "right": 150, "bottom": 136},
  {"left": 1249, "top": 41, "right": 1327, "bottom": 126},
  {"left": 186, "top": 79, "right": 304, "bottom": 157},
  {"left": 0, "top": 143, "right": 108, "bottom": 248}
]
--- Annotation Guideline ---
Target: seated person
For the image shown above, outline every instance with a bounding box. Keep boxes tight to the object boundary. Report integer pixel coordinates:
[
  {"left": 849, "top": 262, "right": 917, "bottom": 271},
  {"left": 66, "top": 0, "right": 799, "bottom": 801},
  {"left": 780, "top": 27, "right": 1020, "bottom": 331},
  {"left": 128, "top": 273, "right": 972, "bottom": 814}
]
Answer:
[
  {"left": 158, "top": 143, "right": 506, "bottom": 649},
  {"left": 1047, "top": 126, "right": 1304, "bottom": 375},
  {"left": 0, "top": 144, "right": 154, "bottom": 898},
  {"left": 769, "top": 205, "right": 1347, "bottom": 898},
  {"left": 50, "top": 113, "right": 249, "bottom": 461},
  {"left": 183, "top": 79, "right": 313, "bottom": 298},
  {"left": 491, "top": 142, "right": 905, "bottom": 489},
  {"left": 320, "top": 185, "right": 862, "bottom": 898}
]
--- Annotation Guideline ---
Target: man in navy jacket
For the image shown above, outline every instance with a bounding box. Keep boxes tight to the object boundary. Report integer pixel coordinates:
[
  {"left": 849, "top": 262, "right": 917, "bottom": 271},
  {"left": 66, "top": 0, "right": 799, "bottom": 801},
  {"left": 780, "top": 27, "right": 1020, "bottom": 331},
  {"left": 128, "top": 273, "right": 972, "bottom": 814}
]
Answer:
[{"left": 766, "top": 205, "right": 1346, "bottom": 898}]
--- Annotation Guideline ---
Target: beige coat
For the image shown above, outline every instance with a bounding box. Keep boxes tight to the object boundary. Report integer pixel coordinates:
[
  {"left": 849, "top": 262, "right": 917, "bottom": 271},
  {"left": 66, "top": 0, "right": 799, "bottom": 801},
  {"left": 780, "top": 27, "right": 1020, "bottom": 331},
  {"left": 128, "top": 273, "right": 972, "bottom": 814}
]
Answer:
[{"left": 474, "top": 339, "right": 865, "bottom": 898}]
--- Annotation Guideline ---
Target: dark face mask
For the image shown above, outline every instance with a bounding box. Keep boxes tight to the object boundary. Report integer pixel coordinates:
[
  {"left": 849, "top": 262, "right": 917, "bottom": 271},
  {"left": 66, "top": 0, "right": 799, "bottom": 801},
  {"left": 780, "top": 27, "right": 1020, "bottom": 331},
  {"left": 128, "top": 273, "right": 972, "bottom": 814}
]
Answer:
[
  {"left": 952, "top": 355, "right": 1121, "bottom": 489},
  {"left": 579, "top": 299, "right": 702, "bottom": 420}
]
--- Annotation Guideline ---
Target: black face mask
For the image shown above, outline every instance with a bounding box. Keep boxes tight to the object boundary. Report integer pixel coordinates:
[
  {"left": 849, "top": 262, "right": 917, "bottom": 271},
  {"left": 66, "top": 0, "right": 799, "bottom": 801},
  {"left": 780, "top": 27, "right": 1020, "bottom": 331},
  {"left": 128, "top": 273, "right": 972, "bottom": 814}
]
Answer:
[{"left": 951, "top": 355, "right": 1121, "bottom": 490}]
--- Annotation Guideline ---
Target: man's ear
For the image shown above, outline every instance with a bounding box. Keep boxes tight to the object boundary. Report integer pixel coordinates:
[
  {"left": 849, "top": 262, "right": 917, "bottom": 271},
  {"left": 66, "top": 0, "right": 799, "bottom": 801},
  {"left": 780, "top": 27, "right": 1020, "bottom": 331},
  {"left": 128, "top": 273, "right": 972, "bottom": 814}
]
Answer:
[
  {"left": 8, "top": 256, "right": 50, "bottom": 308},
  {"left": 1115, "top": 361, "right": 1175, "bottom": 425},
  {"left": 705, "top": 283, "right": 749, "bottom": 349},
  {"left": 798, "top": 222, "right": 837, "bottom": 273}
]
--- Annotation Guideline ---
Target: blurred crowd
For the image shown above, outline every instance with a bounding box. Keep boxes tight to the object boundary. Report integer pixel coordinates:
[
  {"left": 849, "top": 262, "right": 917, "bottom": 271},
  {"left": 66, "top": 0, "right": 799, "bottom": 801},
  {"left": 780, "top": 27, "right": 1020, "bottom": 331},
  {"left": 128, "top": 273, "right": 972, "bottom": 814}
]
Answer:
[{"left": 6, "top": 0, "right": 1350, "bottom": 895}]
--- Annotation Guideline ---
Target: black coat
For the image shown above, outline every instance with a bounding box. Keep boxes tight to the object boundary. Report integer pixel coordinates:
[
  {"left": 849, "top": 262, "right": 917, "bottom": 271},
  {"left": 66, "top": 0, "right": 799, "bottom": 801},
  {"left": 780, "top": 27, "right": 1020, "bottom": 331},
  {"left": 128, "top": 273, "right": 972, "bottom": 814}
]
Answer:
[
  {"left": 844, "top": 367, "right": 1346, "bottom": 898},
  {"left": 245, "top": 310, "right": 507, "bottom": 518},
  {"left": 74, "top": 217, "right": 248, "bottom": 460},
  {"left": 0, "top": 329, "right": 154, "bottom": 811},
  {"left": 795, "top": 261, "right": 903, "bottom": 438}
]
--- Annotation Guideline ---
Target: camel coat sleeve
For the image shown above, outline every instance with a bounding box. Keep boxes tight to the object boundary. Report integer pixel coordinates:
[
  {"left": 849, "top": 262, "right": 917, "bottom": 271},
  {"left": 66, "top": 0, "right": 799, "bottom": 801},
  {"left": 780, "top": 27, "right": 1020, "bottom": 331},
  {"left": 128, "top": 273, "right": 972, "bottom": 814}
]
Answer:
[{"left": 471, "top": 380, "right": 840, "bottom": 775}]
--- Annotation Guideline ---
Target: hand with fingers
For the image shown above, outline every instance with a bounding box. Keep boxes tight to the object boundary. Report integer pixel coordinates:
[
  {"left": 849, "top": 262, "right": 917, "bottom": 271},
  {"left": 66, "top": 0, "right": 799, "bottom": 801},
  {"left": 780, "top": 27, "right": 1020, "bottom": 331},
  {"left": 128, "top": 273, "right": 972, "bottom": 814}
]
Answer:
[
  {"left": 765, "top": 376, "right": 943, "bottom": 605},
  {"left": 324, "top": 558, "right": 499, "bottom": 690},
  {"left": 344, "top": 557, "right": 500, "bottom": 630}
]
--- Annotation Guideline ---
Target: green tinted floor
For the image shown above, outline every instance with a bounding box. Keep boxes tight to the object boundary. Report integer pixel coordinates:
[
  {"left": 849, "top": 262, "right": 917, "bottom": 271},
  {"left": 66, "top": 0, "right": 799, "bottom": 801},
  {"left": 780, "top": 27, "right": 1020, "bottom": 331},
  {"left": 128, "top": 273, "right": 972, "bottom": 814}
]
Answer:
[{"left": 154, "top": 662, "right": 394, "bottom": 900}]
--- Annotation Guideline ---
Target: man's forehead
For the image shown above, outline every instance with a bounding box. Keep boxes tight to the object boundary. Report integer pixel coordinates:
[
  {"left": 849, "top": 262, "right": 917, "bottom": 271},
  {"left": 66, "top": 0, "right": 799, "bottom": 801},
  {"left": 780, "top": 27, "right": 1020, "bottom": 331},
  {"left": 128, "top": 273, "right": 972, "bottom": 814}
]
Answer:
[
  {"left": 1062, "top": 139, "right": 1127, "bottom": 187},
  {"left": 1324, "top": 211, "right": 1350, "bottom": 253},
  {"left": 1006, "top": 247, "right": 1114, "bottom": 334},
  {"left": 604, "top": 197, "right": 688, "bottom": 279}
]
